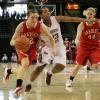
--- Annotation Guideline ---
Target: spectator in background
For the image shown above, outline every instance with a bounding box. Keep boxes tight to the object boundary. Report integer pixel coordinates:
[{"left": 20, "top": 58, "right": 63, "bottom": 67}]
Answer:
[
  {"left": 16, "top": 13, "right": 20, "bottom": 20},
  {"left": 2, "top": 53, "right": 8, "bottom": 63},
  {"left": 11, "top": 53, "right": 17, "bottom": 62},
  {"left": 70, "top": 40, "right": 76, "bottom": 63},
  {"left": 64, "top": 37, "right": 72, "bottom": 63}
]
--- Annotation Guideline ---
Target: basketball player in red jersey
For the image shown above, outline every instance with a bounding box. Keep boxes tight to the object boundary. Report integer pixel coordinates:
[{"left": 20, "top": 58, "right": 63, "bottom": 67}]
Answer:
[
  {"left": 2, "top": 3, "right": 56, "bottom": 98},
  {"left": 24, "top": 7, "right": 96, "bottom": 93},
  {"left": 66, "top": 7, "right": 100, "bottom": 87}
]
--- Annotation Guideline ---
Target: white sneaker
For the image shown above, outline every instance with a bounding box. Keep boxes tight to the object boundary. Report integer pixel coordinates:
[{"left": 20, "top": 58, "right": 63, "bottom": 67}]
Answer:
[
  {"left": 66, "top": 86, "right": 73, "bottom": 93},
  {"left": 13, "top": 87, "right": 24, "bottom": 98},
  {"left": 66, "top": 80, "right": 73, "bottom": 87},
  {"left": 3, "top": 67, "right": 9, "bottom": 84}
]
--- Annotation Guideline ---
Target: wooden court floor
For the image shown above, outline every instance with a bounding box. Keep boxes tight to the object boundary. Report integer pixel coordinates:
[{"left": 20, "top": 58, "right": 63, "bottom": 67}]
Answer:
[{"left": 0, "top": 63, "right": 100, "bottom": 100}]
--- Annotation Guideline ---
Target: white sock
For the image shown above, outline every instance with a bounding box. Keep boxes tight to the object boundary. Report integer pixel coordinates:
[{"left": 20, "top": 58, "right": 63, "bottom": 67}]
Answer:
[{"left": 48, "top": 70, "right": 52, "bottom": 74}]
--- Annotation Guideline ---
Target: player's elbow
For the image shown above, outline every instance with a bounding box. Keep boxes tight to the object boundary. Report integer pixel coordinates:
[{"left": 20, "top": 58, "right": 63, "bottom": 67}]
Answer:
[
  {"left": 10, "top": 40, "right": 15, "bottom": 46},
  {"left": 10, "top": 41, "right": 13, "bottom": 46}
]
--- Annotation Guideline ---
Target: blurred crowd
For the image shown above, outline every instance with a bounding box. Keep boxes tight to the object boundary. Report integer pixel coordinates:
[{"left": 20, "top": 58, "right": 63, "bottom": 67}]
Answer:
[
  {"left": 0, "top": 10, "right": 27, "bottom": 20},
  {"left": 2, "top": 52, "right": 17, "bottom": 63}
]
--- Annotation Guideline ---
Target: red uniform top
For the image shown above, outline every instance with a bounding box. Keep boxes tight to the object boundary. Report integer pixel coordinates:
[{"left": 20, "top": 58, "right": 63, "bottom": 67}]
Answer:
[
  {"left": 16, "top": 21, "right": 42, "bottom": 63},
  {"left": 20, "top": 21, "right": 41, "bottom": 48},
  {"left": 80, "top": 20, "right": 100, "bottom": 49},
  {"left": 64, "top": 40, "right": 71, "bottom": 50}
]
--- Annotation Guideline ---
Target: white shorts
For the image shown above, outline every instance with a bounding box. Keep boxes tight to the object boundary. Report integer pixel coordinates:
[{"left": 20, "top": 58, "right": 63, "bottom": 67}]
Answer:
[
  {"left": 53, "top": 47, "right": 66, "bottom": 66},
  {"left": 37, "top": 46, "right": 53, "bottom": 66},
  {"left": 37, "top": 45, "right": 66, "bottom": 66}
]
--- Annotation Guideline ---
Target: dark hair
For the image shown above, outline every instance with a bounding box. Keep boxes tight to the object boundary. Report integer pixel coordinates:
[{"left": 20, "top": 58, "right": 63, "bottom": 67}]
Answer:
[
  {"left": 27, "top": 2, "right": 38, "bottom": 16},
  {"left": 39, "top": 7, "right": 48, "bottom": 15}
]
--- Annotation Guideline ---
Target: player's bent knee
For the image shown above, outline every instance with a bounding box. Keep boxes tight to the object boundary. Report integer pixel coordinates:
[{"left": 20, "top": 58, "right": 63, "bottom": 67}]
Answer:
[{"left": 22, "top": 61, "right": 30, "bottom": 69}]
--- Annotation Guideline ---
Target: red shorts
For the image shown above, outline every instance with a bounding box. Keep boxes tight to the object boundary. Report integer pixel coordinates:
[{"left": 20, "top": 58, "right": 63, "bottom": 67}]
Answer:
[
  {"left": 16, "top": 46, "right": 37, "bottom": 64},
  {"left": 76, "top": 45, "right": 100, "bottom": 65}
]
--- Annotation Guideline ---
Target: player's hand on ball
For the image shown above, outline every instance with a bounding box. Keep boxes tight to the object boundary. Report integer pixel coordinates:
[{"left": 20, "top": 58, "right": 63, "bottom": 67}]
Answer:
[{"left": 15, "top": 36, "right": 30, "bottom": 53}]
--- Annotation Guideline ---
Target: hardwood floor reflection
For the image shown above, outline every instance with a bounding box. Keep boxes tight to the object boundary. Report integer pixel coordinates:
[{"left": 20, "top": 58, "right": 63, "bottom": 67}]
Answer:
[{"left": 0, "top": 63, "right": 100, "bottom": 100}]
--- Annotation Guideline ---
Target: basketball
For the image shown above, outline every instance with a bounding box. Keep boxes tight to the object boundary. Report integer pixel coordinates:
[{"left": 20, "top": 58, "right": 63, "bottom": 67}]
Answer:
[{"left": 15, "top": 36, "right": 30, "bottom": 52}]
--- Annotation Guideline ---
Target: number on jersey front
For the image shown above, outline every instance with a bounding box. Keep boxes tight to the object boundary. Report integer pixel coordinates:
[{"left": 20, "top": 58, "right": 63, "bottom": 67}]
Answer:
[
  {"left": 88, "top": 34, "right": 96, "bottom": 39},
  {"left": 52, "top": 33, "right": 59, "bottom": 42}
]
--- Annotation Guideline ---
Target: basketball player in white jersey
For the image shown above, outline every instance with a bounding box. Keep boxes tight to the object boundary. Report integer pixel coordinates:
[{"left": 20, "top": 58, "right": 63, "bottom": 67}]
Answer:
[
  {"left": 24, "top": 7, "right": 95, "bottom": 93},
  {"left": 37, "top": 39, "right": 53, "bottom": 65}
]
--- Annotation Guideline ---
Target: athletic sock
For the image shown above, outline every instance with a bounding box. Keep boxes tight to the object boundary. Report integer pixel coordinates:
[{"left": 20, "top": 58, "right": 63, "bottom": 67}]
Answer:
[
  {"left": 7, "top": 68, "right": 12, "bottom": 74},
  {"left": 16, "top": 79, "right": 23, "bottom": 87},
  {"left": 70, "top": 76, "right": 74, "bottom": 81}
]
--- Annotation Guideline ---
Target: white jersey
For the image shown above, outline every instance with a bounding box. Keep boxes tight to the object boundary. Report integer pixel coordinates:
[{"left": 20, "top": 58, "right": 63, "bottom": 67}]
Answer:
[
  {"left": 49, "top": 16, "right": 65, "bottom": 53},
  {"left": 39, "top": 16, "right": 66, "bottom": 66}
]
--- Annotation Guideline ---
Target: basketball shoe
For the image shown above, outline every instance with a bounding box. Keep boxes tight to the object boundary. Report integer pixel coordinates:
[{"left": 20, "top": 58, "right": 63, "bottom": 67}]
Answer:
[
  {"left": 25, "top": 84, "right": 32, "bottom": 93},
  {"left": 46, "top": 72, "right": 52, "bottom": 85},
  {"left": 66, "top": 79, "right": 73, "bottom": 87},
  {"left": 13, "top": 86, "right": 24, "bottom": 98}
]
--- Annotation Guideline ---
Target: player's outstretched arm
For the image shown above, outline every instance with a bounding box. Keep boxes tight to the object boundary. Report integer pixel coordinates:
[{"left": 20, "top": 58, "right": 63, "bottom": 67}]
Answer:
[{"left": 56, "top": 15, "right": 87, "bottom": 23}]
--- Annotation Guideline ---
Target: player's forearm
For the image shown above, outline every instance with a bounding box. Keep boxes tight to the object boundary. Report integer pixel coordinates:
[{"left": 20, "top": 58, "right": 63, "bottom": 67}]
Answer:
[
  {"left": 70, "top": 17, "right": 87, "bottom": 22},
  {"left": 62, "top": 16, "right": 86, "bottom": 22},
  {"left": 50, "top": 37, "right": 56, "bottom": 49}
]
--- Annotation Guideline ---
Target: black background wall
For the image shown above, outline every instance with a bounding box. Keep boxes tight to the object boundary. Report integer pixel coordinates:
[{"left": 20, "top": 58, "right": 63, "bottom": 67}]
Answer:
[{"left": 0, "top": 38, "right": 15, "bottom": 61}]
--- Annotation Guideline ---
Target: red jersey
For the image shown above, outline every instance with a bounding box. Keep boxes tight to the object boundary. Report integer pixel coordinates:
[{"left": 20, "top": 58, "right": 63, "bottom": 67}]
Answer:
[
  {"left": 20, "top": 21, "right": 41, "bottom": 47},
  {"left": 80, "top": 20, "right": 100, "bottom": 49},
  {"left": 64, "top": 40, "right": 71, "bottom": 50}
]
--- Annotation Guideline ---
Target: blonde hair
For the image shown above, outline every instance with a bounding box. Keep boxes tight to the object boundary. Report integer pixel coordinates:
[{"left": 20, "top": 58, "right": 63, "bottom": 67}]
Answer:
[{"left": 83, "top": 7, "right": 97, "bottom": 16}]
